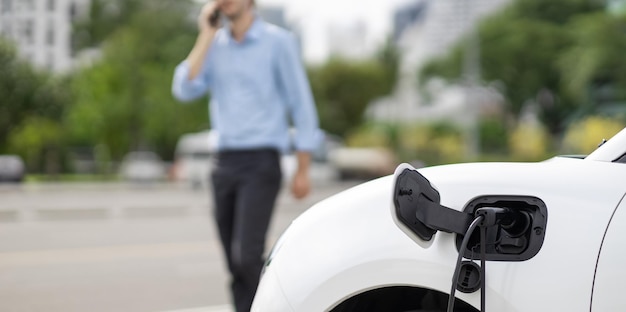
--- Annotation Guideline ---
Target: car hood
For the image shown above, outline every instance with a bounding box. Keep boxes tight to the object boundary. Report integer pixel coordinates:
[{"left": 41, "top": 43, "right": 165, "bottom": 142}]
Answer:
[{"left": 267, "top": 156, "right": 626, "bottom": 311}]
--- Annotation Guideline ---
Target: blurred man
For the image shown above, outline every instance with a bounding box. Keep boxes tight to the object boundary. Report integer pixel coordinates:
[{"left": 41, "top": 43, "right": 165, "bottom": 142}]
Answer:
[{"left": 171, "top": 0, "right": 319, "bottom": 311}]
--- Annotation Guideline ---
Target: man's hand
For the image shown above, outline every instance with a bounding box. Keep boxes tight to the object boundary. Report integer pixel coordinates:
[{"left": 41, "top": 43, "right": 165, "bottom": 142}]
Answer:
[
  {"left": 291, "top": 151, "right": 312, "bottom": 199},
  {"left": 198, "top": 1, "right": 220, "bottom": 33},
  {"left": 291, "top": 170, "right": 311, "bottom": 199}
]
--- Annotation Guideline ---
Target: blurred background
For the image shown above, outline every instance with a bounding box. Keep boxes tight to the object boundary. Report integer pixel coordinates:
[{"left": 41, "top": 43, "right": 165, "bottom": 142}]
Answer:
[
  {"left": 1, "top": 0, "right": 626, "bottom": 181},
  {"left": 1, "top": 0, "right": 626, "bottom": 311}
]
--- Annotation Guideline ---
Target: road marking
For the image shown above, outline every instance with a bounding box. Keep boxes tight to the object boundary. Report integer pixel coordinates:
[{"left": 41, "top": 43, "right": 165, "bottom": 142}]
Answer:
[
  {"left": 0, "top": 241, "right": 223, "bottom": 268},
  {"left": 162, "top": 305, "right": 233, "bottom": 312}
]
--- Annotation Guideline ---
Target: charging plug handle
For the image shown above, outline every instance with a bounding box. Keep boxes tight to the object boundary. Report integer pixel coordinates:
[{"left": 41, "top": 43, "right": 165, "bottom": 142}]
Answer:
[{"left": 475, "top": 207, "right": 511, "bottom": 227}]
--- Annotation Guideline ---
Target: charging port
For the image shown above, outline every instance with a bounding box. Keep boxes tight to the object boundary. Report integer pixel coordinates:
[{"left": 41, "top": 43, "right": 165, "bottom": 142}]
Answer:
[{"left": 456, "top": 196, "right": 548, "bottom": 261}]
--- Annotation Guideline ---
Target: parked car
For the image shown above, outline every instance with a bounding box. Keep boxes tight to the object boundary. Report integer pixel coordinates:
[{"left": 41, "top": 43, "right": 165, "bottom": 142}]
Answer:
[
  {"left": 0, "top": 155, "right": 25, "bottom": 183},
  {"left": 328, "top": 146, "right": 396, "bottom": 180},
  {"left": 252, "top": 128, "right": 626, "bottom": 311},
  {"left": 171, "top": 130, "right": 217, "bottom": 189},
  {"left": 172, "top": 129, "right": 342, "bottom": 189},
  {"left": 119, "top": 151, "right": 167, "bottom": 183}
]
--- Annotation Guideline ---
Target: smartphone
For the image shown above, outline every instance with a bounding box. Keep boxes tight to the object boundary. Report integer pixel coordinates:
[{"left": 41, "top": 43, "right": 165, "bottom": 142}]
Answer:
[{"left": 209, "top": 9, "right": 221, "bottom": 27}]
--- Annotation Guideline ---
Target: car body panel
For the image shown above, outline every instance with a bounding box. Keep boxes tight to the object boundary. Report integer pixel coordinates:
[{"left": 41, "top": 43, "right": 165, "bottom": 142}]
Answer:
[
  {"left": 252, "top": 267, "right": 295, "bottom": 311},
  {"left": 253, "top": 155, "right": 626, "bottom": 311},
  {"left": 590, "top": 193, "right": 626, "bottom": 311},
  {"left": 586, "top": 127, "right": 626, "bottom": 162}
]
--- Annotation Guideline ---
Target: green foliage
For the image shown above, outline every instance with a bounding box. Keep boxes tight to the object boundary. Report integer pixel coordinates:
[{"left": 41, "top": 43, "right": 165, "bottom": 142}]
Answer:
[
  {"left": 309, "top": 58, "right": 395, "bottom": 137},
  {"left": 558, "top": 13, "right": 626, "bottom": 103},
  {"left": 479, "top": 117, "right": 509, "bottom": 154},
  {"left": 8, "top": 117, "right": 64, "bottom": 172},
  {"left": 480, "top": 18, "right": 569, "bottom": 115},
  {"left": 398, "top": 122, "right": 465, "bottom": 165},
  {"left": 0, "top": 39, "right": 71, "bottom": 157},
  {"left": 504, "top": 0, "right": 603, "bottom": 24},
  {"left": 562, "top": 116, "right": 625, "bottom": 154},
  {"left": 419, "top": 0, "right": 611, "bottom": 135},
  {"left": 375, "top": 37, "right": 401, "bottom": 91},
  {"left": 67, "top": 0, "right": 208, "bottom": 161},
  {"left": 420, "top": 46, "right": 464, "bottom": 84},
  {"left": 345, "top": 123, "right": 394, "bottom": 148},
  {"left": 508, "top": 122, "right": 551, "bottom": 161},
  {"left": 72, "top": 0, "right": 144, "bottom": 50},
  {"left": 347, "top": 121, "right": 465, "bottom": 165}
]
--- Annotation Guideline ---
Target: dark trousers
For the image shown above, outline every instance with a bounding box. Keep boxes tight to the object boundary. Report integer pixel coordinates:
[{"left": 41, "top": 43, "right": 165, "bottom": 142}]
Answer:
[{"left": 211, "top": 149, "right": 282, "bottom": 312}]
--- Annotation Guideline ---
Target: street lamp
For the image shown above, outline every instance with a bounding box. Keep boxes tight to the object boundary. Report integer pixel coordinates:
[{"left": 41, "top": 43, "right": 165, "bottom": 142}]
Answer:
[{"left": 462, "top": 0, "right": 481, "bottom": 160}]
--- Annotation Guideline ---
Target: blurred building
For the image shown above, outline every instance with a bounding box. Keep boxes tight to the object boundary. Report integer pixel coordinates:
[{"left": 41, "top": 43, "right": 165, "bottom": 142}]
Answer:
[
  {"left": 398, "top": 0, "right": 510, "bottom": 72},
  {"left": 0, "top": 0, "right": 90, "bottom": 73},
  {"left": 392, "top": 0, "right": 427, "bottom": 42},
  {"left": 367, "top": 0, "right": 511, "bottom": 124}
]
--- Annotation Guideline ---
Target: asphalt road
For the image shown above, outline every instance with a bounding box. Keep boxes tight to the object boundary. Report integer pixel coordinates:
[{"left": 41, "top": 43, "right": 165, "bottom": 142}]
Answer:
[{"left": 0, "top": 179, "right": 363, "bottom": 312}]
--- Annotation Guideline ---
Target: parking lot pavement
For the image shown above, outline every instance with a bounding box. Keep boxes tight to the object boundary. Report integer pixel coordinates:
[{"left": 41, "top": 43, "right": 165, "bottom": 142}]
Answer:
[
  {"left": 0, "top": 179, "right": 364, "bottom": 312},
  {"left": 0, "top": 182, "right": 208, "bottom": 222}
]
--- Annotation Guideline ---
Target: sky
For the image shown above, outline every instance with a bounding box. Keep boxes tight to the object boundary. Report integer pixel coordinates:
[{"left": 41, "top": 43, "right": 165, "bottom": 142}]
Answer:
[{"left": 257, "top": 0, "right": 415, "bottom": 62}]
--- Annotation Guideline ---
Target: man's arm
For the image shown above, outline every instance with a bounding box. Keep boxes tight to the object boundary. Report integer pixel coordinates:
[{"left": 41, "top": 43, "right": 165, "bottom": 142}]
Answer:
[
  {"left": 171, "top": 1, "right": 219, "bottom": 101},
  {"left": 186, "top": 1, "right": 220, "bottom": 79},
  {"left": 276, "top": 33, "right": 321, "bottom": 199}
]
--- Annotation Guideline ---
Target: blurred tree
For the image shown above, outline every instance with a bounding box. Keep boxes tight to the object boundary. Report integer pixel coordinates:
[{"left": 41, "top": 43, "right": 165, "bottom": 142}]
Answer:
[
  {"left": 72, "top": 0, "right": 143, "bottom": 51},
  {"left": 419, "top": 0, "right": 605, "bottom": 134},
  {"left": 508, "top": 121, "right": 550, "bottom": 161},
  {"left": 375, "top": 37, "right": 400, "bottom": 93},
  {"left": 8, "top": 117, "right": 65, "bottom": 173},
  {"left": 562, "top": 115, "right": 625, "bottom": 154},
  {"left": 0, "top": 39, "right": 70, "bottom": 160},
  {"left": 309, "top": 58, "right": 396, "bottom": 137},
  {"left": 558, "top": 13, "right": 626, "bottom": 110},
  {"left": 479, "top": 18, "right": 573, "bottom": 134},
  {"left": 67, "top": 0, "right": 208, "bottom": 161},
  {"left": 505, "top": 0, "right": 603, "bottom": 24},
  {"left": 398, "top": 122, "right": 465, "bottom": 165},
  {"left": 479, "top": 117, "right": 509, "bottom": 154}
]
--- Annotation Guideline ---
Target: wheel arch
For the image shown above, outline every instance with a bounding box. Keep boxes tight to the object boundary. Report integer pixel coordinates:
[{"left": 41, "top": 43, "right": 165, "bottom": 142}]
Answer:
[{"left": 328, "top": 285, "right": 479, "bottom": 312}]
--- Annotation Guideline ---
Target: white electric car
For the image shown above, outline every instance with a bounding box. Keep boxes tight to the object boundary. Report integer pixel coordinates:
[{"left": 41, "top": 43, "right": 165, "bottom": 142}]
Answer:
[{"left": 252, "top": 127, "right": 626, "bottom": 312}]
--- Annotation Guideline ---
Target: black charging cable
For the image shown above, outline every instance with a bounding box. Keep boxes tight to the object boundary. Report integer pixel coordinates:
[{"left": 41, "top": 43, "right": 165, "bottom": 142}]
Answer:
[
  {"left": 447, "top": 207, "right": 511, "bottom": 312},
  {"left": 480, "top": 222, "right": 486, "bottom": 312},
  {"left": 447, "top": 214, "right": 484, "bottom": 312}
]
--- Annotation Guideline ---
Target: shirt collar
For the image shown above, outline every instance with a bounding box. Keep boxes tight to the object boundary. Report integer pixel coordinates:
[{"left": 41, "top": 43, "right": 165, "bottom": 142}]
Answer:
[{"left": 226, "top": 15, "right": 264, "bottom": 43}]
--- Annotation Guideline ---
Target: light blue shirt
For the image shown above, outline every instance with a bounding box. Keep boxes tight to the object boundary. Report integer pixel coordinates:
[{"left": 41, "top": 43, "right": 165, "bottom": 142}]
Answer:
[{"left": 172, "top": 17, "right": 320, "bottom": 153}]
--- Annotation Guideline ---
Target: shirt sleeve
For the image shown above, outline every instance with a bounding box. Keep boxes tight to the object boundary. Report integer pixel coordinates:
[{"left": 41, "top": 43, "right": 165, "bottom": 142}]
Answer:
[
  {"left": 276, "top": 33, "right": 321, "bottom": 152},
  {"left": 171, "top": 60, "right": 211, "bottom": 102}
]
